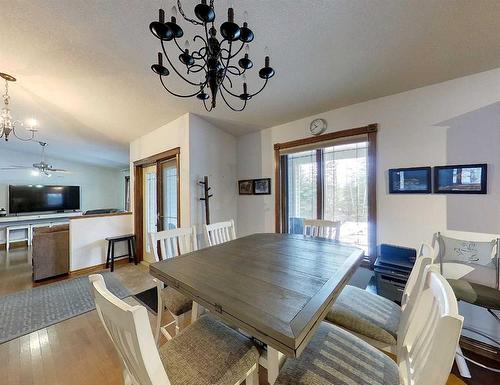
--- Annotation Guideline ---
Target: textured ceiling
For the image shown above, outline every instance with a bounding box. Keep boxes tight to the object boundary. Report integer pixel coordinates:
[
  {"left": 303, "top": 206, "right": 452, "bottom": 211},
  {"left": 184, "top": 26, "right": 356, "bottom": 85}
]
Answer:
[{"left": 2, "top": 0, "right": 500, "bottom": 167}]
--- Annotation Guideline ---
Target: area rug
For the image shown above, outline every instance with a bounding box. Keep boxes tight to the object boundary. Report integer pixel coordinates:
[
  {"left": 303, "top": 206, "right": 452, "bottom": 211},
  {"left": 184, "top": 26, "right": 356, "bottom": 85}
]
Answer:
[
  {"left": 0, "top": 272, "right": 130, "bottom": 344},
  {"left": 133, "top": 287, "right": 158, "bottom": 314}
]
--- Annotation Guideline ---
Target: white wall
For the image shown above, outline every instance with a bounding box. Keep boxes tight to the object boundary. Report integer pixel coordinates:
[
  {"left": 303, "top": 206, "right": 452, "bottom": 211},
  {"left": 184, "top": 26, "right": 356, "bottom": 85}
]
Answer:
[
  {"left": 0, "top": 146, "right": 126, "bottom": 213},
  {"left": 69, "top": 214, "right": 133, "bottom": 271},
  {"left": 129, "top": 114, "right": 191, "bottom": 227},
  {"left": 189, "top": 114, "right": 237, "bottom": 243},
  {"left": 236, "top": 66, "right": 500, "bottom": 345},
  {"left": 129, "top": 113, "right": 238, "bottom": 246}
]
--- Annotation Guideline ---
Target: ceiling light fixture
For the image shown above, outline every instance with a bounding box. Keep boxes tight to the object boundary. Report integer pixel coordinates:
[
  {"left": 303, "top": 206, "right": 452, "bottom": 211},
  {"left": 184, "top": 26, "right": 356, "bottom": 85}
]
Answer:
[
  {"left": 149, "top": 1, "right": 275, "bottom": 112},
  {"left": 0, "top": 72, "right": 38, "bottom": 142}
]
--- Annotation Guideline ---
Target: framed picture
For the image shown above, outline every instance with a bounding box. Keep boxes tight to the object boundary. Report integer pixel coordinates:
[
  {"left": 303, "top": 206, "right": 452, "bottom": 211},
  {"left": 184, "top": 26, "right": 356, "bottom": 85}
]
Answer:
[
  {"left": 253, "top": 178, "right": 271, "bottom": 195},
  {"left": 238, "top": 180, "right": 254, "bottom": 195},
  {"left": 434, "top": 164, "right": 487, "bottom": 194},
  {"left": 389, "top": 167, "right": 431, "bottom": 193}
]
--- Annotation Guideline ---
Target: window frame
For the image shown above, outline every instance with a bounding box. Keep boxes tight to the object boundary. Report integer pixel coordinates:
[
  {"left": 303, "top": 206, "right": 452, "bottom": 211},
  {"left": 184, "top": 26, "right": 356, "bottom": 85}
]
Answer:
[{"left": 274, "top": 124, "right": 377, "bottom": 265}]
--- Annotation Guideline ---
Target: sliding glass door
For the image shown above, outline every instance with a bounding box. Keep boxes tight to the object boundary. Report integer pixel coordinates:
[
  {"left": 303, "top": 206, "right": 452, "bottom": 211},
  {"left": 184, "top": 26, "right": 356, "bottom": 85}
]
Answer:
[{"left": 285, "top": 141, "right": 369, "bottom": 252}]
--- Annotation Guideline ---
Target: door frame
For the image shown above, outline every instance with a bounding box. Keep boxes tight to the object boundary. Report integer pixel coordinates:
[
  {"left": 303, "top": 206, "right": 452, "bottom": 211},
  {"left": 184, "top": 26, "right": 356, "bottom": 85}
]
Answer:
[
  {"left": 133, "top": 147, "right": 181, "bottom": 262},
  {"left": 273, "top": 124, "right": 377, "bottom": 264}
]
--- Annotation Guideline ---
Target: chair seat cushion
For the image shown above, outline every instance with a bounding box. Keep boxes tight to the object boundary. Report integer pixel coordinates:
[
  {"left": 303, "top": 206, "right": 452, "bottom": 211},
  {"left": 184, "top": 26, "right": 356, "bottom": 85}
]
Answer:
[
  {"left": 161, "top": 287, "right": 193, "bottom": 316},
  {"left": 448, "top": 279, "right": 500, "bottom": 310},
  {"left": 159, "top": 314, "right": 259, "bottom": 385},
  {"left": 325, "top": 285, "right": 401, "bottom": 345},
  {"left": 276, "top": 322, "right": 400, "bottom": 385}
]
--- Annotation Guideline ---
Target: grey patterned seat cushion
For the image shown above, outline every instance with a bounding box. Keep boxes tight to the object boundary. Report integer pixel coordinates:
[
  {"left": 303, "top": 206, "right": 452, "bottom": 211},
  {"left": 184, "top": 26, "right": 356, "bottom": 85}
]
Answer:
[
  {"left": 161, "top": 286, "right": 193, "bottom": 316},
  {"left": 276, "top": 322, "right": 400, "bottom": 385},
  {"left": 325, "top": 285, "right": 401, "bottom": 345},
  {"left": 159, "top": 314, "right": 259, "bottom": 385}
]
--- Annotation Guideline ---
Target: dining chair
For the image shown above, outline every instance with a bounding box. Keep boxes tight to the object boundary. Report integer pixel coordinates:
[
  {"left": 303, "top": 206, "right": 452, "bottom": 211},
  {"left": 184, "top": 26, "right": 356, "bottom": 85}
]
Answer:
[
  {"left": 303, "top": 219, "right": 340, "bottom": 241},
  {"left": 431, "top": 230, "right": 500, "bottom": 378},
  {"left": 275, "top": 268, "right": 463, "bottom": 385},
  {"left": 324, "top": 249, "right": 433, "bottom": 352},
  {"left": 149, "top": 226, "right": 198, "bottom": 340},
  {"left": 204, "top": 219, "right": 236, "bottom": 247},
  {"left": 89, "top": 274, "right": 259, "bottom": 385}
]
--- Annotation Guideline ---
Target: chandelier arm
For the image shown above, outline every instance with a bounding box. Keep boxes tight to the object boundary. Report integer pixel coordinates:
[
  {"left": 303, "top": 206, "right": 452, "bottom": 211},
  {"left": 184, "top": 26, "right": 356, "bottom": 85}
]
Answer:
[
  {"left": 159, "top": 75, "right": 205, "bottom": 98},
  {"left": 12, "top": 127, "right": 36, "bottom": 142},
  {"left": 217, "top": 42, "right": 233, "bottom": 86},
  {"left": 249, "top": 78, "right": 269, "bottom": 97},
  {"left": 204, "top": 23, "right": 212, "bottom": 56},
  {"left": 203, "top": 98, "right": 214, "bottom": 112},
  {"left": 226, "top": 66, "right": 243, "bottom": 76},
  {"left": 223, "top": 74, "right": 233, "bottom": 88},
  {"left": 177, "top": 0, "right": 203, "bottom": 25},
  {"left": 161, "top": 40, "right": 204, "bottom": 86},
  {"left": 220, "top": 88, "right": 247, "bottom": 112},
  {"left": 221, "top": 82, "right": 240, "bottom": 98},
  {"left": 220, "top": 41, "right": 245, "bottom": 60},
  {"left": 187, "top": 63, "right": 207, "bottom": 74}
]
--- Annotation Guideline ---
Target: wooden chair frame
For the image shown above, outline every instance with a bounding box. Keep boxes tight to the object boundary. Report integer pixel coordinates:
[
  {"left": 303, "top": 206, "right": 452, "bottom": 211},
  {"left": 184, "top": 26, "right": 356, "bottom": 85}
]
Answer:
[
  {"left": 204, "top": 219, "right": 236, "bottom": 247},
  {"left": 303, "top": 219, "right": 341, "bottom": 241},
  {"left": 149, "top": 226, "right": 198, "bottom": 340}
]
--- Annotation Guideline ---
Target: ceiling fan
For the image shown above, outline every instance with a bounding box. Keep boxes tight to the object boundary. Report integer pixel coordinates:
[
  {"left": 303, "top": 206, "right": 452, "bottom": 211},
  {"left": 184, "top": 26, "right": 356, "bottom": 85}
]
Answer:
[{"left": 0, "top": 141, "right": 69, "bottom": 177}]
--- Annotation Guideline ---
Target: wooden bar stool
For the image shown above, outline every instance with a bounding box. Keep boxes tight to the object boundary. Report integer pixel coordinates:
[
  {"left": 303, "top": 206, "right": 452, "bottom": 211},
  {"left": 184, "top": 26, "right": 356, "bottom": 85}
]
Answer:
[{"left": 105, "top": 234, "right": 137, "bottom": 272}]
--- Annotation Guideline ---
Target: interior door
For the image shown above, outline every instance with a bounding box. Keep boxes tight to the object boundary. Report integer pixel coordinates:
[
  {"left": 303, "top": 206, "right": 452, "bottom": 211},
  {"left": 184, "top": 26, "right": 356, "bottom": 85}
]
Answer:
[
  {"left": 157, "top": 158, "right": 179, "bottom": 231},
  {"left": 142, "top": 164, "right": 157, "bottom": 263}
]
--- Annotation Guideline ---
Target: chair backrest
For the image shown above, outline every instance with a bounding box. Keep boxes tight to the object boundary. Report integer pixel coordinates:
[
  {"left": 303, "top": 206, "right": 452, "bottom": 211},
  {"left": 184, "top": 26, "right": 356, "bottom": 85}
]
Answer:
[
  {"left": 89, "top": 274, "right": 171, "bottom": 385},
  {"left": 432, "top": 231, "right": 499, "bottom": 290},
  {"left": 204, "top": 219, "right": 236, "bottom": 247},
  {"left": 397, "top": 269, "right": 463, "bottom": 385},
  {"left": 303, "top": 219, "right": 341, "bottom": 241},
  {"left": 149, "top": 226, "right": 198, "bottom": 262}
]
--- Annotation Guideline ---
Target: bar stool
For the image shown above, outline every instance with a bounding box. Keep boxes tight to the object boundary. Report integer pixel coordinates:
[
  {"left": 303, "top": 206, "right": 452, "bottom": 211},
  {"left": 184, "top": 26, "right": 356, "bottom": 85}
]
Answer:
[
  {"left": 6, "top": 224, "right": 31, "bottom": 250},
  {"left": 105, "top": 234, "right": 137, "bottom": 272}
]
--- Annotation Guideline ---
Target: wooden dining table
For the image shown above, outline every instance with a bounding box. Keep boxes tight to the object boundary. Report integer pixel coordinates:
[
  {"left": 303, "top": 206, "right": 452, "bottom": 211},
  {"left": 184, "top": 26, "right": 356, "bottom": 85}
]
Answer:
[{"left": 150, "top": 233, "right": 364, "bottom": 384}]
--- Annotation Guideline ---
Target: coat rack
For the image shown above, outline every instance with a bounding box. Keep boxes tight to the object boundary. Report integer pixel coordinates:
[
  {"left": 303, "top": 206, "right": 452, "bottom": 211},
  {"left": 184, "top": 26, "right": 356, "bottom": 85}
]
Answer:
[{"left": 199, "top": 176, "right": 213, "bottom": 225}]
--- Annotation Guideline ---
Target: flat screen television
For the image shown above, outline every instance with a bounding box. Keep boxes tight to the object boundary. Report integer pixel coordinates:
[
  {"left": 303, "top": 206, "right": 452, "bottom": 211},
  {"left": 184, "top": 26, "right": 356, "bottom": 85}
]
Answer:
[
  {"left": 389, "top": 167, "right": 431, "bottom": 193},
  {"left": 9, "top": 185, "right": 80, "bottom": 214},
  {"left": 434, "top": 164, "right": 487, "bottom": 194}
]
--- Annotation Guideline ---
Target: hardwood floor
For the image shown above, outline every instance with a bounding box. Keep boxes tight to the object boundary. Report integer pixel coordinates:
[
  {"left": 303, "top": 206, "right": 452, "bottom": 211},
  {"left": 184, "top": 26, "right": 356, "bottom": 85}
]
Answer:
[{"left": 0, "top": 247, "right": 498, "bottom": 385}]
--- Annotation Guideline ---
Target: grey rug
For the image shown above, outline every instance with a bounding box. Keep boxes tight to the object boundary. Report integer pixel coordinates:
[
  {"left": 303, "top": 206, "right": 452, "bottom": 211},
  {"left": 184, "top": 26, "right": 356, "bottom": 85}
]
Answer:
[{"left": 0, "top": 272, "right": 130, "bottom": 344}]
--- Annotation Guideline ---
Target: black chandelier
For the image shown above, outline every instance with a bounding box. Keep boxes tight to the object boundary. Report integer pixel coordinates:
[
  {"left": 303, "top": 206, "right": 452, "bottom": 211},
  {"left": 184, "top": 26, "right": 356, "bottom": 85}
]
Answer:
[{"left": 149, "top": 0, "right": 275, "bottom": 112}]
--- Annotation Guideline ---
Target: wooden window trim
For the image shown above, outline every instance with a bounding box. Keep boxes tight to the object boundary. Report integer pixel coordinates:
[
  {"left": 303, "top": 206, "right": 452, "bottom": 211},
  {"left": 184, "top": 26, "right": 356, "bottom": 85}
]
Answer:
[{"left": 274, "top": 124, "right": 378, "bottom": 264}]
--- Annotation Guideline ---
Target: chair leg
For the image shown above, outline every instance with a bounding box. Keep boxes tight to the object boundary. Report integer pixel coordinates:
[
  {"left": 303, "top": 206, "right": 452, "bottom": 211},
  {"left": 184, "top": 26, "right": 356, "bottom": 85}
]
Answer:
[
  {"left": 127, "top": 238, "right": 133, "bottom": 262},
  {"left": 131, "top": 236, "right": 138, "bottom": 265},
  {"left": 110, "top": 241, "right": 115, "bottom": 272},
  {"left": 6, "top": 229, "right": 9, "bottom": 251},
  {"left": 455, "top": 345, "right": 472, "bottom": 379},
  {"left": 105, "top": 241, "right": 111, "bottom": 268}
]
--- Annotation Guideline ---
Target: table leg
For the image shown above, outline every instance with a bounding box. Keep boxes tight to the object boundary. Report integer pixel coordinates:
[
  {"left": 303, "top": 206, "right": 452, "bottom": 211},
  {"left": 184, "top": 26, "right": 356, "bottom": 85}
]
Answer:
[
  {"left": 265, "top": 346, "right": 285, "bottom": 385},
  {"left": 191, "top": 301, "right": 201, "bottom": 323}
]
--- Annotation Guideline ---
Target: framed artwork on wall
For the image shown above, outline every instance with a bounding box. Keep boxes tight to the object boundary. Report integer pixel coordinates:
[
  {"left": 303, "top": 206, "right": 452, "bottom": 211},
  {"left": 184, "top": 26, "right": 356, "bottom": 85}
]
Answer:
[
  {"left": 253, "top": 178, "right": 271, "bottom": 195},
  {"left": 434, "top": 164, "right": 487, "bottom": 194},
  {"left": 389, "top": 167, "right": 431, "bottom": 193},
  {"left": 238, "top": 180, "right": 254, "bottom": 195}
]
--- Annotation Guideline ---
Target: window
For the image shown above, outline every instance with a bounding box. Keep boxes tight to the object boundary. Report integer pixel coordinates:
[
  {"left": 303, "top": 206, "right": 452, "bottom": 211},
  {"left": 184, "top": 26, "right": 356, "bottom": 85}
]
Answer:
[
  {"left": 286, "top": 142, "right": 368, "bottom": 252},
  {"left": 275, "top": 124, "right": 377, "bottom": 261}
]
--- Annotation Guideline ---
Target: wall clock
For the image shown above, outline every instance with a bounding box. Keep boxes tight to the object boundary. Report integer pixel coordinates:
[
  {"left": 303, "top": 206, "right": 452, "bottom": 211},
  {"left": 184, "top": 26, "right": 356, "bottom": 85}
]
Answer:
[{"left": 310, "top": 118, "right": 327, "bottom": 136}]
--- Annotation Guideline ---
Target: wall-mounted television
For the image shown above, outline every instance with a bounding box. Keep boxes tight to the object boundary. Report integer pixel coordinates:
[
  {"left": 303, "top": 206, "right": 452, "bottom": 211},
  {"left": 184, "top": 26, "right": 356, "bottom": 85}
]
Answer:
[
  {"left": 389, "top": 167, "right": 431, "bottom": 193},
  {"left": 434, "top": 164, "right": 487, "bottom": 194},
  {"left": 9, "top": 185, "right": 81, "bottom": 214}
]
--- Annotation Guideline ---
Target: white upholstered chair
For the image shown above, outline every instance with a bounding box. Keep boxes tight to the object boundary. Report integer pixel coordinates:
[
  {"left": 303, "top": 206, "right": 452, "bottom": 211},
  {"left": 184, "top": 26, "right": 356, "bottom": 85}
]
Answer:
[
  {"left": 204, "top": 219, "right": 236, "bottom": 247},
  {"left": 149, "top": 226, "right": 198, "bottom": 340},
  {"left": 303, "top": 219, "right": 340, "bottom": 241},
  {"left": 324, "top": 250, "right": 433, "bottom": 352},
  {"left": 275, "top": 268, "right": 463, "bottom": 385},
  {"left": 89, "top": 274, "right": 259, "bottom": 385}
]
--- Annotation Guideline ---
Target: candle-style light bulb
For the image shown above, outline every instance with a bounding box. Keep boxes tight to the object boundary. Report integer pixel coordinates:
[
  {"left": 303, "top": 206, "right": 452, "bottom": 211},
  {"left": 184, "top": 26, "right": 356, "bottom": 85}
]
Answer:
[
  {"left": 243, "top": 11, "right": 249, "bottom": 23},
  {"left": 245, "top": 44, "right": 250, "bottom": 54},
  {"left": 184, "top": 39, "right": 190, "bottom": 51},
  {"left": 171, "top": 5, "right": 178, "bottom": 17}
]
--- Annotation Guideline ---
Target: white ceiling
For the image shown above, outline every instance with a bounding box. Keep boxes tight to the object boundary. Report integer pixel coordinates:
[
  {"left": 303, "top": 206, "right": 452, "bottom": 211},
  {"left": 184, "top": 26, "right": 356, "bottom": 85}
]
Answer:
[{"left": 2, "top": 0, "right": 500, "bottom": 167}]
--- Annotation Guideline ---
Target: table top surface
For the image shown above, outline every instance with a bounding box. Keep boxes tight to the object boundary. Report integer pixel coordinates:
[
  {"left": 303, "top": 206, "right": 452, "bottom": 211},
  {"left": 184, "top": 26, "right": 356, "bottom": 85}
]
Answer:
[{"left": 150, "top": 233, "right": 364, "bottom": 357}]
